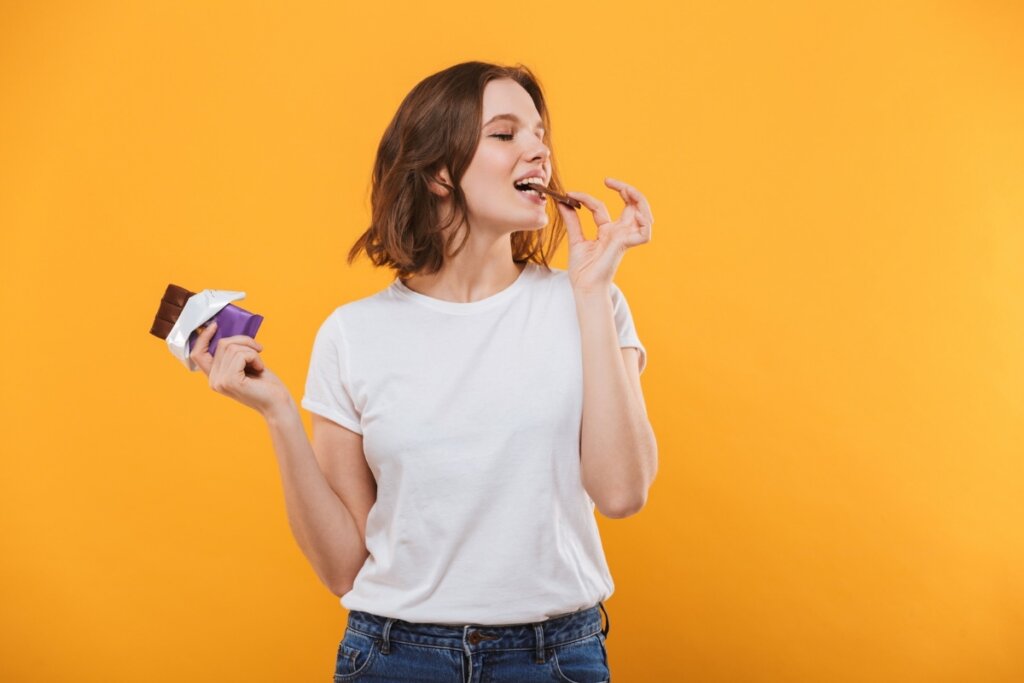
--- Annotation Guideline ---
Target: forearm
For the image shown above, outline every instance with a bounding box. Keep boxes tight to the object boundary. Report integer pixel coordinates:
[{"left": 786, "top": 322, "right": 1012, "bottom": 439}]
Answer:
[
  {"left": 262, "top": 397, "right": 366, "bottom": 595},
  {"left": 574, "top": 288, "right": 658, "bottom": 517}
]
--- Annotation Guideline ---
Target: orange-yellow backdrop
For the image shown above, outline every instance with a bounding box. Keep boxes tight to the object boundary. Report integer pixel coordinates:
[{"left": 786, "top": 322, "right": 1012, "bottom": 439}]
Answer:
[{"left": 2, "top": 2, "right": 1022, "bottom": 681}]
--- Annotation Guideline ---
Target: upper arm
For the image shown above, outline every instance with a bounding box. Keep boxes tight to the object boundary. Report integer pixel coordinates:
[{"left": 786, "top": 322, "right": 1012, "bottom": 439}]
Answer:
[
  {"left": 621, "top": 347, "right": 648, "bottom": 417},
  {"left": 310, "top": 413, "right": 377, "bottom": 547}
]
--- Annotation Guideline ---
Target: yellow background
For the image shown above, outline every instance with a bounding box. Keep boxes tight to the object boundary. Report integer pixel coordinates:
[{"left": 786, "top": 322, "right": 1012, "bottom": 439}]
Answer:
[{"left": 2, "top": 1, "right": 1022, "bottom": 681}]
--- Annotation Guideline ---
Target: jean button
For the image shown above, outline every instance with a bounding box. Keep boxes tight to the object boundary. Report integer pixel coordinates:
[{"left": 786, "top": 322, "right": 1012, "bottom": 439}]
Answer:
[{"left": 468, "top": 631, "right": 482, "bottom": 645}]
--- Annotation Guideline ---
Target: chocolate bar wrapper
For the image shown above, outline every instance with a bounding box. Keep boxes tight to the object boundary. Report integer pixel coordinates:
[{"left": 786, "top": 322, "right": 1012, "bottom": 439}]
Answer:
[
  {"left": 192, "top": 303, "right": 264, "bottom": 357},
  {"left": 163, "top": 289, "right": 259, "bottom": 371}
]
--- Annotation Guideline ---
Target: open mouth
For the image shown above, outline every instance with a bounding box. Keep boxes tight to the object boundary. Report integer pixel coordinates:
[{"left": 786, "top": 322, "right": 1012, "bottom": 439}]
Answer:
[
  {"left": 513, "top": 179, "right": 582, "bottom": 209},
  {"left": 513, "top": 179, "right": 547, "bottom": 200}
]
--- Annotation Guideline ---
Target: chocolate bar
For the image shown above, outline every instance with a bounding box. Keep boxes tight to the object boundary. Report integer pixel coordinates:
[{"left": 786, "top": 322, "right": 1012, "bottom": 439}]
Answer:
[
  {"left": 539, "top": 186, "right": 583, "bottom": 209},
  {"left": 150, "top": 283, "right": 263, "bottom": 357}
]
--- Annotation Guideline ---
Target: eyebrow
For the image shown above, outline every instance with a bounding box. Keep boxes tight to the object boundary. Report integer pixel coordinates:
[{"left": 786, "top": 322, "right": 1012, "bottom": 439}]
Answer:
[{"left": 483, "top": 113, "right": 546, "bottom": 134}]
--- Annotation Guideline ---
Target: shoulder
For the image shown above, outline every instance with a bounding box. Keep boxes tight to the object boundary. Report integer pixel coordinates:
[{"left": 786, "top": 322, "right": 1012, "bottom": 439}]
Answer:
[
  {"left": 321, "top": 281, "right": 404, "bottom": 327},
  {"left": 311, "top": 281, "right": 416, "bottom": 354},
  {"left": 527, "top": 261, "right": 571, "bottom": 292}
]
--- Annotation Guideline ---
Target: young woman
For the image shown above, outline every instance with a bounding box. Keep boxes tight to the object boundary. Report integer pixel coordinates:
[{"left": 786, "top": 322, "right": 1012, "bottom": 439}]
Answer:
[{"left": 191, "top": 61, "right": 657, "bottom": 682}]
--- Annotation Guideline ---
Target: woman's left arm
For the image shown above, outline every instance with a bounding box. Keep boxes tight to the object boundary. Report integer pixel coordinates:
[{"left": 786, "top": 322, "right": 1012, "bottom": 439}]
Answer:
[
  {"left": 557, "top": 177, "right": 658, "bottom": 518},
  {"left": 574, "top": 289, "right": 657, "bottom": 518}
]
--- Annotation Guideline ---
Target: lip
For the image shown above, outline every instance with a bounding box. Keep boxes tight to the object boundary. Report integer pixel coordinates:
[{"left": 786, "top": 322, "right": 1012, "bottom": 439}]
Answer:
[{"left": 514, "top": 171, "right": 549, "bottom": 184}]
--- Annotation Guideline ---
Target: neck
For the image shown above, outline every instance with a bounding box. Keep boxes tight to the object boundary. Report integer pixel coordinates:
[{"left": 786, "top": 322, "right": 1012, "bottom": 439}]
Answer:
[{"left": 402, "top": 249, "right": 526, "bottom": 304}]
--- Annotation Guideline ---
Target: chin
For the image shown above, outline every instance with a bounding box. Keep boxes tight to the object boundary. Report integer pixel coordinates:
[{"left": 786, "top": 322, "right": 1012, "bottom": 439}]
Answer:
[{"left": 502, "top": 213, "right": 548, "bottom": 234}]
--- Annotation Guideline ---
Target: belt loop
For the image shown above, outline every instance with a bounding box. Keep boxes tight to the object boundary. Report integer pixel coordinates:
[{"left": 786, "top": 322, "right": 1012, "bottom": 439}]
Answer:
[
  {"left": 533, "top": 623, "right": 545, "bottom": 663},
  {"left": 380, "top": 617, "right": 394, "bottom": 655},
  {"left": 598, "top": 601, "right": 610, "bottom": 638}
]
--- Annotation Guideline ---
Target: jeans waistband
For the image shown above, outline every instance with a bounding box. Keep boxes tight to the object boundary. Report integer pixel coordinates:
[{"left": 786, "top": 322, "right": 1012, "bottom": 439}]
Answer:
[{"left": 346, "top": 601, "right": 610, "bottom": 661}]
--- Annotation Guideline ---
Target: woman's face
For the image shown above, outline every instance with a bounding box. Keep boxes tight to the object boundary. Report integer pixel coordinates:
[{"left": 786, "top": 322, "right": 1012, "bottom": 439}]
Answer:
[{"left": 458, "top": 78, "right": 552, "bottom": 234}]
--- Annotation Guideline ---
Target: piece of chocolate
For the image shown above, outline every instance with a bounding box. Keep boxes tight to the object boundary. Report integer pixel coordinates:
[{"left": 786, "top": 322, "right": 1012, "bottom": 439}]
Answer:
[
  {"left": 149, "top": 284, "right": 195, "bottom": 340},
  {"left": 150, "top": 283, "right": 263, "bottom": 357},
  {"left": 539, "top": 186, "right": 582, "bottom": 209}
]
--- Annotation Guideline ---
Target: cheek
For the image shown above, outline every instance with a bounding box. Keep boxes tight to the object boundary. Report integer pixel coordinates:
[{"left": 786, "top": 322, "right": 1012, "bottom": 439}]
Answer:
[{"left": 469, "top": 145, "right": 518, "bottom": 179}]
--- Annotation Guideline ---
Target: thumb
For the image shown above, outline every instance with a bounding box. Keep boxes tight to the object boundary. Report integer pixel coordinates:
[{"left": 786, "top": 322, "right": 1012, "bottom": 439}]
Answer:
[
  {"left": 557, "top": 200, "right": 585, "bottom": 245},
  {"left": 192, "top": 320, "right": 217, "bottom": 354}
]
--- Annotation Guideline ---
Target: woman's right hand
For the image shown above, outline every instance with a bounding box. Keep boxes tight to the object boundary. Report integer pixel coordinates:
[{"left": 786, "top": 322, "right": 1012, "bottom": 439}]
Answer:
[{"left": 190, "top": 321, "right": 290, "bottom": 416}]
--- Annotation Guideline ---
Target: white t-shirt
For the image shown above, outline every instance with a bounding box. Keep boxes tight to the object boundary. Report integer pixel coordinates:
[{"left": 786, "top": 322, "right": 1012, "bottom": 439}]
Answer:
[{"left": 301, "top": 261, "right": 647, "bottom": 625}]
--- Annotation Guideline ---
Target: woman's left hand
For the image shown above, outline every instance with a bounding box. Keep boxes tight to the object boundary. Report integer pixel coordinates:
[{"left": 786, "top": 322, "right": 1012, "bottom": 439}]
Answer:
[{"left": 557, "top": 177, "right": 653, "bottom": 293}]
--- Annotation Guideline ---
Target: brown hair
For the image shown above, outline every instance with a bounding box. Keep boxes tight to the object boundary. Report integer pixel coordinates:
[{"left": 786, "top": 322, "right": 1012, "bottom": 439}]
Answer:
[{"left": 346, "top": 61, "right": 568, "bottom": 280}]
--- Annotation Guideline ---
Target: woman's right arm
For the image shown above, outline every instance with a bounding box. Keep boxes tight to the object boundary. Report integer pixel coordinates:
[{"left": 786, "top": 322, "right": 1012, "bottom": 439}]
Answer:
[
  {"left": 189, "top": 322, "right": 370, "bottom": 596},
  {"left": 263, "top": 398, "right": 370, "bottom": 597}
]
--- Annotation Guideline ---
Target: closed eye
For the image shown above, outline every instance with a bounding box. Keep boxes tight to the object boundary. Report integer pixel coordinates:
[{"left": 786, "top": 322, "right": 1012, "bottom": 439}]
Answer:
[{"left": 491, "top": 133, "right": 514, "bottom": 141}]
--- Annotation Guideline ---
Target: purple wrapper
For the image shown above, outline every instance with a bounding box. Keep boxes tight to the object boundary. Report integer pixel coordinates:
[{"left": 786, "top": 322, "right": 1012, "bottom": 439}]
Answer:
[{"left": 187, "top": 303, "right": 264, "bottom": 357}]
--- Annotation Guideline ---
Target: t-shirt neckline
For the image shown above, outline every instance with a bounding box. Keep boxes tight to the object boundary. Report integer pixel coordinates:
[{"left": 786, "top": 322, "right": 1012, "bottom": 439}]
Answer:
[{"left": 391, "top": 262, "right": 536, "bottom": 315}]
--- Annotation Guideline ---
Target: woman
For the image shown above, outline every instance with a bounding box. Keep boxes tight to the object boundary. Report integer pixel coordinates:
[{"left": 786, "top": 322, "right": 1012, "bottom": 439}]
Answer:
[{"left": 191, "top": 61, "right": 657, "bottom": 682}]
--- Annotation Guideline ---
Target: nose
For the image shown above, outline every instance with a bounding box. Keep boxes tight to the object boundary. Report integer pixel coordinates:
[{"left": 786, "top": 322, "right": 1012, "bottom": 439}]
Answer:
[{"left": 526, "top": 133, "right": 550, "bottom": 163}]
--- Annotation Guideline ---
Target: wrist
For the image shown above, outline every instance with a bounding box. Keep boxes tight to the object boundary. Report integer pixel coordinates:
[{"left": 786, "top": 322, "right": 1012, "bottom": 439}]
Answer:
[
  {"left": 573, "top": 284, "right": 610, "bottom": 305},
  {"left": 572, "top": 284, "right": 612, "bottom": 302},
  {"left": 262, "top": 392, "right": 299, "bottom": 425}
]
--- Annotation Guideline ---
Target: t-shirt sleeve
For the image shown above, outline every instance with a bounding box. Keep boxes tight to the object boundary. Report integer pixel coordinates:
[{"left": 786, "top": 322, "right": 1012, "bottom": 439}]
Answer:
[
  {"left": 301, "top": 312, "right": 363, "bottom": 434},
  {"left": 610, "top": 282, "right": 648, "bottom": 375}
]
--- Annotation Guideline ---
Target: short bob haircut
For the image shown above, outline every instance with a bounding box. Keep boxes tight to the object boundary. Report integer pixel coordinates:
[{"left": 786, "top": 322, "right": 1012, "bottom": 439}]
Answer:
[{"left": 346, "top": 61, "right": 569, "bottom": 280}]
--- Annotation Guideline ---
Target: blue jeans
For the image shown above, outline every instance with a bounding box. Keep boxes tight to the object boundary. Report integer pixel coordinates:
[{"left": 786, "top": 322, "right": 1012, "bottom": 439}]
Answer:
[{"left": 333, "top": 601, "right": 611, "bottom": 682}]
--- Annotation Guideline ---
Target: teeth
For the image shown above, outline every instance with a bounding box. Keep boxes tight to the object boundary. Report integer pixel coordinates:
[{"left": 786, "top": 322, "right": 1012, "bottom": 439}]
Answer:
[
  {"left": 514, "top": 176, "right": 546, "bottom": 202},
  {"left": 515, "top": 176, "right": 545, "bottom": 187},
  {"left": 515, "top": 177, "right": 547, "bottom": 199}
]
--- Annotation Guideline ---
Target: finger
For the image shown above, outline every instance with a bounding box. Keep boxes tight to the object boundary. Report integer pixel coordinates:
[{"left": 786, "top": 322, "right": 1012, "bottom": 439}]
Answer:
[
  {"left": 213, "top": 346, "right": 262, "bottom": 389},
  {"left": 606, "top": 178, "right": 654, "bottom": 224},
  {"left": 234, "top": 347, "right": 264, "bottom": 376},
  {"left": 604, "top": 177, "right": 633, "bottom": 207},
  {"left": 622, "top": 227, "right": 651, "bottom": 247},
  {"left": 556, "top": 199, "right": 586, "bottom": 244},
  {"left": 247, "top": 350, "right": 265, "bottom": 373},
  {"left": 189, "top": 321, "right": 218, "bottom": 375},
  {"left": 626, "top": 186, "right": 653, "bottom": 226},
  {"left": 565, "top": 191, "right": 612, "bottom": 227},
  {"left": 216, "top": 335, "right": 264, "bottom": 352}
]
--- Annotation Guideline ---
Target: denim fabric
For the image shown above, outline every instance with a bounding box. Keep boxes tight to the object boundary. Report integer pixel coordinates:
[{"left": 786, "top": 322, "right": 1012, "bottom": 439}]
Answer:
[{"left": 333, "top": 601, "right": 611, "bottom": 682}]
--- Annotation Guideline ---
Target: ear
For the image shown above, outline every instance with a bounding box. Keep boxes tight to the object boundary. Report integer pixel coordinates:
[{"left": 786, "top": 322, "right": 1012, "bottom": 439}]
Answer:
[{"left": 428, "top": 166, "right": 453, "bottom": 198}]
